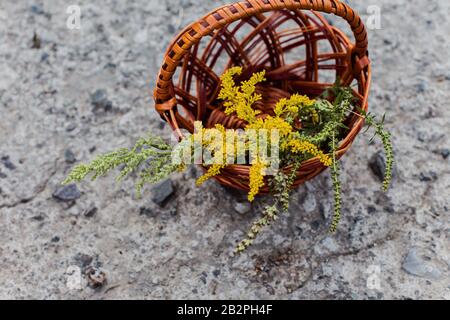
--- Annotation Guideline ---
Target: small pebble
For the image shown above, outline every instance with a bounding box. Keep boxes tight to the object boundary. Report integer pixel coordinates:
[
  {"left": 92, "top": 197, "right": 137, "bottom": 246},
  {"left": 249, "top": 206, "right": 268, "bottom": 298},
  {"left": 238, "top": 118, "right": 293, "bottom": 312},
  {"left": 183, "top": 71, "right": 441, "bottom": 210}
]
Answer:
[
  {"left": 168, "top": 24, "right": 176, "bottom": 33},
  {"left": 31, "top": 32, "right": 41, "bottom": 49},
  {"left": 91, "top": 89, "right": 113, "bottom": 113},
  {"left": 419, "top": 171, "right": 438, "bottom": 182},
  {"left": 74, "top": 253, "right": 93, "bottom": 268},
  {"left": 139, "top": 207, "right": 157, "bottom": 217},
  {"left": 31, "top": 4, "right": 45, "bottom": 14},
  {"left": 416, "top": 80, "right": 428, "bottom": 93},
  {"left": 151, "top": 179, "right": 174, "bottom": 206},
  {"left": 1, "top": 156, "right": 16, "bottom": 170},
  {"left": 402, "top": 248, "right": 442, "bottom": 280},
  {"left": 83, "top": 206, "right": 98, "bottom": 218},
  {"left": 369, "top": 151, "right": 386, "bottom": 182},
  {"left": 440, "top": 149, "right": 449, "bottom": 159},
  {"left": 233, "top": 201, "right": 251, "bottom": 214},
  {"left": 310, "top": 220, "right": 320, "bottom": 231},
  {"left": 65, "top": 123, "right": 77, "bottom": 132},
  {"left": 64, "top": 149, "right": 76, "bottom": 164},
  {"left": 52, "top": 184, "right": 81, "bottom": 202}
]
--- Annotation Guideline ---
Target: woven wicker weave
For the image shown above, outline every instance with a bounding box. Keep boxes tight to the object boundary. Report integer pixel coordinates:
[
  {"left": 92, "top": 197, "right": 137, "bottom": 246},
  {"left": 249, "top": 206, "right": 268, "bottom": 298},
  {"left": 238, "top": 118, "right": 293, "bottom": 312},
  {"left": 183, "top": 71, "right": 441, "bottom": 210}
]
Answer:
[{"left": 154, "top": 0, "right": 371, "bottom": 192}]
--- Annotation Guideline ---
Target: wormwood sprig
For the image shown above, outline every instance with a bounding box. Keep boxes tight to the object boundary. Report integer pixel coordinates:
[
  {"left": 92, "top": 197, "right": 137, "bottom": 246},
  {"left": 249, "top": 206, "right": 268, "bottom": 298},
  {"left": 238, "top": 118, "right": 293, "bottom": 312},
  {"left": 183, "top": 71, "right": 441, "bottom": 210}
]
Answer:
[
  {"left": 235, "top": 162, "right": 301, "bottom": 254},
  {"left": 329, "top": 130, "right": 342, "bottom": 233},
  {"left": 63, "top": 133, "right": 179, "bottom": 197},
  {"left": 362, "top": 111, "right": 394, "bottom": 192}
]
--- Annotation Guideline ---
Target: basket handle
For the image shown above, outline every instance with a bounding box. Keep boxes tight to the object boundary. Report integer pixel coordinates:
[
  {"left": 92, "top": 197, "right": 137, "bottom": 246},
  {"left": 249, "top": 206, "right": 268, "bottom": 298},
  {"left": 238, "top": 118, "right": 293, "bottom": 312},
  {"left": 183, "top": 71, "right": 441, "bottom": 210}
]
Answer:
[{"left": 154, "top": 0, "right": 369, "bottom": 113}]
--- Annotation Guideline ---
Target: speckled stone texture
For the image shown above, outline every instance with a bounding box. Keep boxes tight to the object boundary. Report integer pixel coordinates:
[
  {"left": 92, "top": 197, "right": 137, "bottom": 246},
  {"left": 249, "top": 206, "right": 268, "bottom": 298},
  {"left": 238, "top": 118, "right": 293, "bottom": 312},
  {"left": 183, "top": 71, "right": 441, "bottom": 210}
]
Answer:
[{"left": 0, "top": 0, "right": 449, "bottom": 299}]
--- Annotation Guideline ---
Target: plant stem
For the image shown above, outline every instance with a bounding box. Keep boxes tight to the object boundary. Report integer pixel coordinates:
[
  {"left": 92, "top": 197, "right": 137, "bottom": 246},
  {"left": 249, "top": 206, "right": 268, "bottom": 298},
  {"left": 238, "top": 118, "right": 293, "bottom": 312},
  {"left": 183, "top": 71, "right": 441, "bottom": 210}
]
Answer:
[{"left": 329, "top": 130, "right": 342, "bottom": 233}]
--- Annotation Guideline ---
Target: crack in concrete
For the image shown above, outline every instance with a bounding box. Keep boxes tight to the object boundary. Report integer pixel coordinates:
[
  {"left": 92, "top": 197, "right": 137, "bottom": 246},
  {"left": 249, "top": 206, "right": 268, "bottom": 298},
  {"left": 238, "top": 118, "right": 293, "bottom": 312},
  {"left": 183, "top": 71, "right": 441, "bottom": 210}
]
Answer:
[{"left": 0, "top": 159, "right": 58, "bottom": 210}]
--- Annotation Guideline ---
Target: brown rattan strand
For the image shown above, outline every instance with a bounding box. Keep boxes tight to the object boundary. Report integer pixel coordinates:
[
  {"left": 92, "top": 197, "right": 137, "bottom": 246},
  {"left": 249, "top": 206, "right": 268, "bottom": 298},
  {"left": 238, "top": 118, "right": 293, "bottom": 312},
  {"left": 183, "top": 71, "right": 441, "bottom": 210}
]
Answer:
[{"left": 153, "top": 0, "right": 371, "bottom": 192}]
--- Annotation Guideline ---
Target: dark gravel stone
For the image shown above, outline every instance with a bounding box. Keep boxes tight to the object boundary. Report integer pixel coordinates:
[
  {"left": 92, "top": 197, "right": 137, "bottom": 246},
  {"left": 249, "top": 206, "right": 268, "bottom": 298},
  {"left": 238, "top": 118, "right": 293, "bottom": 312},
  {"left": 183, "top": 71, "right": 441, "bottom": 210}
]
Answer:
[
  {"left": 233, "top": 201, "right": 251, "bottom": 214},
  {"left": 139, "top": 207, "right": 157, "bottom": 217},
  {"left": 51, "top": 236, "right": 60, "bottom": 243},
  {"left": 31, "top": 213, "right": 46, "bottom": 221},
  {"left": 1, "top": 156, "right": 16, "bottom": 170},
  {"left": 52, "top": 184, "right": 81, "bottom": 202},
  {"left": 168, "top": 24, "right": 176, "bottom": 34},
  {"left": 64, "top": 149, "right": 76, "bottom": 164},
  {"left": 417, "top": 132, "right": 427, "bottom": 143},
  {"left": 40, "top": 52, "right": 49, "bottom": 62},
  {"left": 74, "top": 253, "right": 93, "bottom": 268},
  {"left": 368, "top": 206, "right": 377, "bottom": 214},
  {"left": 151, "top": 179, "right": 174, "bottom": 206},
  {"left": 31, "top": 4, "right": 45, "bottom": 14},
  {"left": 31, "top": 32, "right": 41, "bottom": 49},
  {"left": 0, "top": 171, "right": 6, "bottom": 179},
  {"left": 416, "top": 80, "right": 428, "bottom": 93},
  {"left": 310, "top": 220, "right": 321, "bottom": 231},
  {"left": 440, "top": 149, "right": 449, "bottom": 159},
  {"left": 419, "top": 171, "right": 438, "bottom": 182},
  {"left": 212, "top": 270, "right": 221, "bottom": 277},
  {"left": 65, "top": 123, "right": 77, "bottom": 132},
  {"left": 91, "top": 89, "right": 113, "bottom": 113},
  {"left": 83, "top": 206, "right": 98, "bottom": 218},
  {"left": 265, "top": 284, "right": 276, "bottom": 295},
  {"left": 369, "top": 151, "right": 387, "bottom": 182}
]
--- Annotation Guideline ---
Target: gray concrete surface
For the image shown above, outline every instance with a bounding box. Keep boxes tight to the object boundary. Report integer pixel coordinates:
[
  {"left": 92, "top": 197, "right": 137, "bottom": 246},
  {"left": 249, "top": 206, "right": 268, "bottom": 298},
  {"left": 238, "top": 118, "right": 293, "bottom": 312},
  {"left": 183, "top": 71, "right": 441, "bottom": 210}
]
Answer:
[{"left": 0, "top": 0, "right": 449, "bottom": 299}]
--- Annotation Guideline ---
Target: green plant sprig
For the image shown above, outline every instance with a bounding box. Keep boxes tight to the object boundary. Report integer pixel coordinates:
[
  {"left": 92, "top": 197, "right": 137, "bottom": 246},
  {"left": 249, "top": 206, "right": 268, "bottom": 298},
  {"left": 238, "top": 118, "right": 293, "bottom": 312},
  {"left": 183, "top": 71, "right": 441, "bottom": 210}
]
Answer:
[
  {"left": 329, "top": 130, "right": 342, "bottom": 233},
  {"left": 63, "top": 134, "right": 179, "bottom": 197},
  {"left": 235, "top": 162, "right": 301, "bottom": 254},
  {"left": 361, "top": 111, "right": 394, "bottom": 192}
]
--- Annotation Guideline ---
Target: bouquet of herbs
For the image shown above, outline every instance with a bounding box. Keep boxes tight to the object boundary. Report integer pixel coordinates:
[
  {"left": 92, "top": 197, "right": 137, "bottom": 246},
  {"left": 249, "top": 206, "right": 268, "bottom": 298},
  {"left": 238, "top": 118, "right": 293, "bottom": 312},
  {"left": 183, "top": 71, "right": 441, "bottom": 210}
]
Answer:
[{"left": 65, "top": 67, "right": 393, "bottom": 254}]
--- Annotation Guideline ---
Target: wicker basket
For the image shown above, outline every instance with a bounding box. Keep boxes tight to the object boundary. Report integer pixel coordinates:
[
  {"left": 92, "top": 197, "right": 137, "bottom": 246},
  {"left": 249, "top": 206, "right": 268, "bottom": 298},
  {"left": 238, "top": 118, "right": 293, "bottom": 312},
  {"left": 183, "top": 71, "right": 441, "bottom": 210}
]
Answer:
[{"left": 154, "top": 0, "right": 371, "bottom": 192}]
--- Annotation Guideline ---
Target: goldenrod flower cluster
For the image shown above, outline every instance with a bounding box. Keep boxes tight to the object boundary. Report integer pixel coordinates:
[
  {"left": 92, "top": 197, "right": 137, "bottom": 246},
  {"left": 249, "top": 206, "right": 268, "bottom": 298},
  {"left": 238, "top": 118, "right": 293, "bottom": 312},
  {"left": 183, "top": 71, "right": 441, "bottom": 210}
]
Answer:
[
  {"left": 204, "top": 67, "right": 333, "bottom": 201},
  {"left": 247, "top": 116, "right": 293, "bottom": 138},
  {"left": 287, "top": 139, "right": 332, "bottom": 166},
  {"left": 194, "top": 122, "right": 228, "bottom": 186},
  {"left": 274, "top": 93, "right": 315, "bottom": 117},
  {"left": 196, "top": 163, "right": 226, "bottom": 186},
  {"left": 248, "top": 161, "right": 266, "bottom": 202},
  {"left": 218, "top": 66, "right": 265, "bottom": 124}
]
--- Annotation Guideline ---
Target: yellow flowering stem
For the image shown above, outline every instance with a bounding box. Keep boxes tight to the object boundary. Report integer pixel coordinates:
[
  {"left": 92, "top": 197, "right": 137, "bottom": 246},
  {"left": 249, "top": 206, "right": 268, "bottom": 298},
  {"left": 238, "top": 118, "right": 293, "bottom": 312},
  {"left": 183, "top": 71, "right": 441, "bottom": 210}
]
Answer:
[
  {"left": 288, "top": 139, "right": 332, "bottom": 167},
  {"left": 218, "top": 66, "right": 265, "bottom": 125},
  {"left": 248, "top": 162, "right": 266, "bottom": 202},
  {"left": 196, "top": 164, "right": 225, "bottom": 186}
]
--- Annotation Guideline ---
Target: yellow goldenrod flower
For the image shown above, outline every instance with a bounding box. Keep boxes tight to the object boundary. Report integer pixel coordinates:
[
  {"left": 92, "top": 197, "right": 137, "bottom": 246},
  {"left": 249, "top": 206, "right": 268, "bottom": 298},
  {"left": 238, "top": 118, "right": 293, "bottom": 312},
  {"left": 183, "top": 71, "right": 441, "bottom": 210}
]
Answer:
[
  {"left": 288, "top": 139, "right": 332, "bottom": 166},
  {"left": 196, "top": 164, "right": 226, "bottom": 186},
  {"left": 218, "top": 67, "right": 265, "bottom": 124},
  {"left": 248, "top": 161, "right": 266, "bottom": 202},
  {"left": 247, "top": 116, "right": 293, "bottom": 138},
  {"left": 274, "top": 94, "right": 315, "bottom": 117}
]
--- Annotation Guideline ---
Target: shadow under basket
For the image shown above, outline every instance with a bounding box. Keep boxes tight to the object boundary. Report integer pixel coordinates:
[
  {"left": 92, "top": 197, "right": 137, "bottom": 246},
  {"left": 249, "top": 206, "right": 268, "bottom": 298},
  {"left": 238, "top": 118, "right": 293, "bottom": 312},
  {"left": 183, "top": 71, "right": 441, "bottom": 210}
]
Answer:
[{"left": 154, "top": 0, "right": 371, "bottom": 193}]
